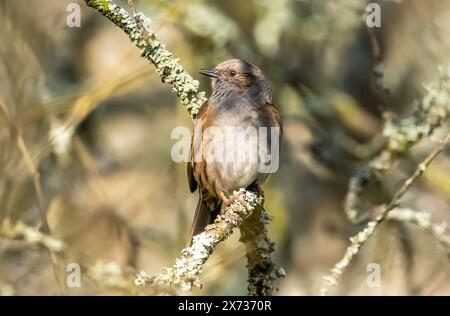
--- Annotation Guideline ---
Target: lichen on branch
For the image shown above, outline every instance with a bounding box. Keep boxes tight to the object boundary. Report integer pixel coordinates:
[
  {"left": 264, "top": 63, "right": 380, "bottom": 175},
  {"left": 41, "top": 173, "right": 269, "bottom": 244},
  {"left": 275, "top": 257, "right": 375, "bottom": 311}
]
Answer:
[
  {"left": 85, "top": 0, "right": 206, "bottom": 118},
  {"left": 387, "top": 208, "right": 450, "bottom": 254},
  {"left": 0, "top": 220, "right": 65, "bottom": 252},
  {"left": 240, "top": 207, "right": 286, "bottom": 296},
  {"left": 321, "top": 131, "right": 450, "bottom": 295},
  {"left": 135, "top": 189, "right": 264, "bottom": 292},
  {"left": 345, "top": 65, "right": 450, "bottom": 223}
]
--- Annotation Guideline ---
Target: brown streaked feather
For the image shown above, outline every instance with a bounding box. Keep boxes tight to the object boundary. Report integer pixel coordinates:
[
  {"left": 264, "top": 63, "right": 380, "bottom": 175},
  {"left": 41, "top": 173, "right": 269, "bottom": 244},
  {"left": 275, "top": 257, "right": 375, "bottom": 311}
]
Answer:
[
  {"left": 187, "top": 192, "right": 222, "bottom": 246},
  {"left": 194, "top": 99, "right": 211, "bottom": 120},
  {"left": 187, "top": 191, "right": 210, "bottom": 246},
  {"left": 187, "top": 100, "right": 222, "bottom": 245},
  {"left": 187, "top": 162, "right": 197, "bottom": 193},
  {"left": 187, "top": 100, "right": 211, "bottom": 193},
  {"left": 265, "top": 101, "right": 283, "bottom": 135}
]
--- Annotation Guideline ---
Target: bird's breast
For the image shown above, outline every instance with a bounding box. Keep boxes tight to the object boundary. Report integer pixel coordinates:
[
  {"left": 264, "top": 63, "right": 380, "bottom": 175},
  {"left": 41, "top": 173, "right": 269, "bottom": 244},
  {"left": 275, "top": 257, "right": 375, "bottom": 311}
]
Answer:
[{"left": 201, "top": 94, "right": 271, "bottom": 193}]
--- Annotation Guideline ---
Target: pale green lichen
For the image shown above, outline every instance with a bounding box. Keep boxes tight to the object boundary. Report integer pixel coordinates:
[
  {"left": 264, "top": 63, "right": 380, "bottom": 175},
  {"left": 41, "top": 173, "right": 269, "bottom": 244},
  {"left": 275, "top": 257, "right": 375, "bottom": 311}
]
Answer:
[
  {"left": 240, "top": 207, "right": 285, "bottom": 296},
  {"left": 134, "top": 189, "right": 265, "bottom": 292},
  {"left": 346, "top": 65, "right": 450, "bottom": 222},
  {"left": 325, "top": 127, "right": 450, "bottom": 295},
  {"left": 383, "top": 65, "right": 450, "bottom": 154},
  {"left": 85, "top": 0, "right": 206, "bottom": 118},
  {"left": 387, "top": 208, "right": 450, "bottom": 254}
]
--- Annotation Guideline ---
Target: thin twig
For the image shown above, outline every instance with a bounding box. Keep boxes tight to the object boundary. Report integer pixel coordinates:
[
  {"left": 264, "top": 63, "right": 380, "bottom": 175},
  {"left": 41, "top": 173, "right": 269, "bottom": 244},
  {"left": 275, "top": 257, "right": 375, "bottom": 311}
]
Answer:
[
  {"left": 366, "top": 24, "right": 381, "bottom": 62},
  {"left": 366, "top": 22, "right": 390, "bottom": 108},
  {"left": 321, "top": 132, "right": 450, "bottom": 295},
  {"left": 387, "top": 208, "right": 450, "bottom": 254},
  {"left": 382, "top": 133, "right": 450, "bottom": 221},
  {"left": 0, "top": 100, "right": 66, "bottom": 294},
  {"left": 0, "top": 220, "right": 65, "bottom": 253},
  {"left": 345, "top": 66, "right": 450, "bottom": 223}
]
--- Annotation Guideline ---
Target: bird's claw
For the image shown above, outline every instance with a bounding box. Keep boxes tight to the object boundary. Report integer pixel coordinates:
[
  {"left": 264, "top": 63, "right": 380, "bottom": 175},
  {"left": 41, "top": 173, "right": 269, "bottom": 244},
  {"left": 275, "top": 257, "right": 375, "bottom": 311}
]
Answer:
[{"left": 220, "top": 191, "right": 244, "bottom": 206}]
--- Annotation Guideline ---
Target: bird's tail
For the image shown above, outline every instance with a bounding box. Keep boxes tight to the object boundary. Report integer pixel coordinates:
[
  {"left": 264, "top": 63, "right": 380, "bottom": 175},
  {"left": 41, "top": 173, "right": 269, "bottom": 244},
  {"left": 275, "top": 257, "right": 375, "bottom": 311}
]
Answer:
[{"left": 187, "top": 192, "right": 221, "bottom": 247}]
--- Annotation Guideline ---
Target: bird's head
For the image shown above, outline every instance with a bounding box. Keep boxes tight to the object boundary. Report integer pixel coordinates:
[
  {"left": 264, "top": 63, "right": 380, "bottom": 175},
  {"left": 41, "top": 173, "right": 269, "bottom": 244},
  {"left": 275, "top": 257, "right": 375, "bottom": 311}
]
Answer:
[{"left": 199, "top": 59, "right": 267, "bottom": 91}]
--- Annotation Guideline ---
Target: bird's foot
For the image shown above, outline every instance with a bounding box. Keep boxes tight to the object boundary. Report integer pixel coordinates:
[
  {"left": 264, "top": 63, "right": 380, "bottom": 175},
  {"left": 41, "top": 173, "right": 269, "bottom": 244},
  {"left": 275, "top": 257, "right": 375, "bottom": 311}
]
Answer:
[{"left": 220, "top": 191, "right": 244, "bottom": 206}]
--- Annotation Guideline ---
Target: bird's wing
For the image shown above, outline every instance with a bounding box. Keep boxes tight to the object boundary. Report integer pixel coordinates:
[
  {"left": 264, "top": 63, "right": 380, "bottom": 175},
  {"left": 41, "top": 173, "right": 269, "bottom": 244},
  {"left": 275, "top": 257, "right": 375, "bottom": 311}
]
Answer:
[
  {"left": 187, "top": 100, "right": 211, "bottom": 193},
  {"left": 265, "top": 101, "right": 283, "bottom": 134},
  {"left": 187, "top": 161, "right": 197, "bottom": 193}
]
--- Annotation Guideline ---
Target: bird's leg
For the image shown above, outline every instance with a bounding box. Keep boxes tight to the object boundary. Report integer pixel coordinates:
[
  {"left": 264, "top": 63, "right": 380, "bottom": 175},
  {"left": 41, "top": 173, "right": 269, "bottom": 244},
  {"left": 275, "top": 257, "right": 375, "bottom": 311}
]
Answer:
[
  {"left": 219, "top": 191, "right": 232, "bottom": 205},
  {"left": 219, "top": 191, "right": 244, "bottom": 205}
]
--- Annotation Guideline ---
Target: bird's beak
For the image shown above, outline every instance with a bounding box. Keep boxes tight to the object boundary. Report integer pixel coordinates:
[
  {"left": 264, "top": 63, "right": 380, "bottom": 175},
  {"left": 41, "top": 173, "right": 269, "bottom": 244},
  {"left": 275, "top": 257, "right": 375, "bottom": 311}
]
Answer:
[{"left": 199, "top": 68, "right": 219, "bottom": 78}]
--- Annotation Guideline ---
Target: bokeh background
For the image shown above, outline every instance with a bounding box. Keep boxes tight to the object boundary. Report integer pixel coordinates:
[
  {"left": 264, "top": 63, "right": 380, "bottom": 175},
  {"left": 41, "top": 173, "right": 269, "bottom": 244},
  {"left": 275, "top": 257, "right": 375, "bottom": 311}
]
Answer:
[{"left": 1, "top": 0, "right": 450, "bottom": 295}]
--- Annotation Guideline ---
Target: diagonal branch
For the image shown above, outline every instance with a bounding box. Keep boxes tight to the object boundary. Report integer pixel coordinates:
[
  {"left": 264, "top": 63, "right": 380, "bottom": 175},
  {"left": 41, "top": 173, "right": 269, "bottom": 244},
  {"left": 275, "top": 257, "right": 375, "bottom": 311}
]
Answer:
[
  {"left": 387, "top": 208, "right": 450, "bottom": 255},
  {"left": 85, "top": 0, "right": 206, "bottom": 118},
  {"left": 345, "top": 66, "right": 450, "bottom": 223},
  {"left": 135, "top": 190, "right": 263, "bottom": 291},
  {"left": 321, "top": 132, "right": 450, "bottom": 295}
]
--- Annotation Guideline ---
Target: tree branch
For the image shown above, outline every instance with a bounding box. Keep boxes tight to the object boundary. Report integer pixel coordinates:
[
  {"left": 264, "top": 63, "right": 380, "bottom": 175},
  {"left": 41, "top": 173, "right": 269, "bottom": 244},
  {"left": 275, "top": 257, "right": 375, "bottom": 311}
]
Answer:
[
  {"left": 85, "top": 0, "right": 206, "bottom": 118},
  {"left": 321, "top": 132, "right": 450, "bottom": 295},
  {"left": 239, "top": 206, "right": 286, "bottom": 296},
  {"left": 135, "top": 190, "right": 263, "bottom": 291},
  {"left": 345, "top": 66, "right": 450, "bottom": 223},
  {"left": 387, "top": 208, "right": 450, "bottom": 255},
  {"left": 0, "top": 220, "right": 65, "bottom": 253}
]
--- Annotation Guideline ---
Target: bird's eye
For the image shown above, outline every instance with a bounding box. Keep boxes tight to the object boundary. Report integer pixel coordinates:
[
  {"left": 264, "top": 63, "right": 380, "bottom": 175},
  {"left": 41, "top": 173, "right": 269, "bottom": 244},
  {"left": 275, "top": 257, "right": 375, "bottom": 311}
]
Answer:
[{"left": 229, "top": 70, "right": 236, "bottom": 77}]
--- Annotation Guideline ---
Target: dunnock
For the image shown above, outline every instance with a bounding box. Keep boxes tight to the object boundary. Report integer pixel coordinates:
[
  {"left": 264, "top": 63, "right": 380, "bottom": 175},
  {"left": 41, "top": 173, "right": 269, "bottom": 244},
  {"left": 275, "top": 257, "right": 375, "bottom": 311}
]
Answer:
[{"left": 187, "top": 59, "right": 282, "bottom": 245}]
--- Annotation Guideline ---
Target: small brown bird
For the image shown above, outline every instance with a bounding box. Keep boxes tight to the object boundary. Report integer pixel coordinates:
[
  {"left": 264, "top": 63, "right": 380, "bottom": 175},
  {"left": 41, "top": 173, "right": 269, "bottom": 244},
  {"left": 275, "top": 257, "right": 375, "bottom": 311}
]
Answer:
[{"left": 187, "top": 59, "right": 282, "bottom": 245}]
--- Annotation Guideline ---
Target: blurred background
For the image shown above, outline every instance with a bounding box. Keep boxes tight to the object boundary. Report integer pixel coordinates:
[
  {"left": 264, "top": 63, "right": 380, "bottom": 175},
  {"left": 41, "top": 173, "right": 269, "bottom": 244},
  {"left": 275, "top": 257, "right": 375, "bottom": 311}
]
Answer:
[{"left": 0, "top": 0, "right": 450, "bottom": 295}]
